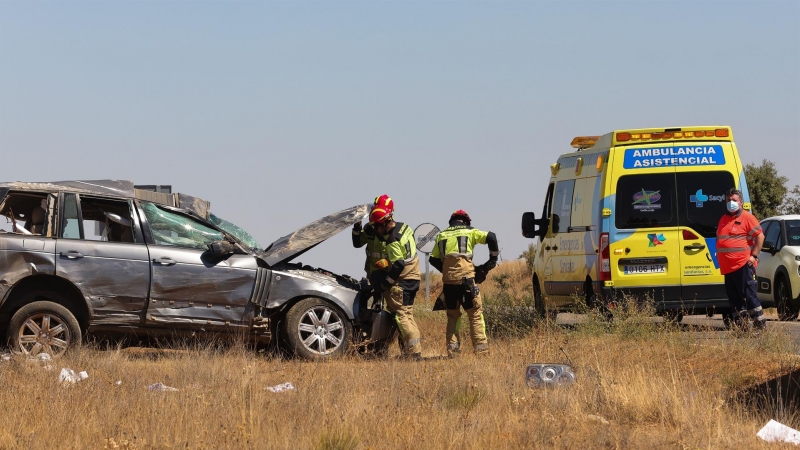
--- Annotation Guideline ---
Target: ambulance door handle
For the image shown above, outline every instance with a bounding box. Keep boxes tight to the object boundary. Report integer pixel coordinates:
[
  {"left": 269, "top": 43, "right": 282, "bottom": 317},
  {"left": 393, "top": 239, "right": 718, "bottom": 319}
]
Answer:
[
  {"left": 545, "top": 246, "right": 551, "bottom": 251},
  {"left": 684, "top": 243, "right": 706, "bottom": 251},
  {"left": 552, "top": 245, "right": 559, "bottom": 251}
]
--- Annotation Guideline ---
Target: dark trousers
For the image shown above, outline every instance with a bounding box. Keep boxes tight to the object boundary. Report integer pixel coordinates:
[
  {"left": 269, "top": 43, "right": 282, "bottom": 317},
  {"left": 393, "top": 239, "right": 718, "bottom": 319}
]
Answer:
[{"left": 724, "top": 263, "right": 766, "bottom": 325}]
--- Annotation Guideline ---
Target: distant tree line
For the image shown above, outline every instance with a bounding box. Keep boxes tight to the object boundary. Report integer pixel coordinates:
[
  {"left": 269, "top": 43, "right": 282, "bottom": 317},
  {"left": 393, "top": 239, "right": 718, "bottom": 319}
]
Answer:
[{"left": 744, "top": 159, "right": 800, "bottom": 218}]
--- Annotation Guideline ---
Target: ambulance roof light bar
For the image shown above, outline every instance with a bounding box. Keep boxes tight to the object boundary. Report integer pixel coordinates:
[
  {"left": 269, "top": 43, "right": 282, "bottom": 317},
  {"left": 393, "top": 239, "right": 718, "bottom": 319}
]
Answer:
[
  {"left": 570, "top": 136, "right": 601, "bottom": 149},
  {"left": 615, "top": 127, "right": 731, "bottom": 143}
]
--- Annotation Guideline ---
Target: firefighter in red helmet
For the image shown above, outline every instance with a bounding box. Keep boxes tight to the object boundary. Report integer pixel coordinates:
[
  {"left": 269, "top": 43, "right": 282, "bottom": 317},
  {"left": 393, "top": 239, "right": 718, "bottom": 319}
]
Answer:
[
  {"left": 369, "top": 205, "right": 423, "bottom": 359},
  {"left": 352, "top": 195, "right": 394, "bottom": 277},
  {"left": 429, "top": 210, "right": 499, "bottom": 357}
]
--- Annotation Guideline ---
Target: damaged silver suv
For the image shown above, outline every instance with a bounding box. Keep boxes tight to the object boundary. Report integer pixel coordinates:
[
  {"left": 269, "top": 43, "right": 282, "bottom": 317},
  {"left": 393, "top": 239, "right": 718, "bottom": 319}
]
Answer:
[{"left": 0, "top": 180, "right": 381, "bottom": 359}]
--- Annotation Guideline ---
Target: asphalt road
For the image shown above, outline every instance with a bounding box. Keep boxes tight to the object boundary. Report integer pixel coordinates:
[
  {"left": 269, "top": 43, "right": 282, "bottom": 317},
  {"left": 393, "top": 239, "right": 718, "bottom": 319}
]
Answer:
[{"left": 555, "top": 312, "right": 800, "bottom": 343}]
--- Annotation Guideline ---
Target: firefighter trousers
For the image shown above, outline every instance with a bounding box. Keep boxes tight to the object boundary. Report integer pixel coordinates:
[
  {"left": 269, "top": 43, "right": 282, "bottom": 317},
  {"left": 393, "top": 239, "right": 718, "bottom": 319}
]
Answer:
[
  {"left": 443, "top": 281, "right": 488, "bottom": 356},
  {"left": 384, "top": 285, "right": 422, "bottom": 355}
]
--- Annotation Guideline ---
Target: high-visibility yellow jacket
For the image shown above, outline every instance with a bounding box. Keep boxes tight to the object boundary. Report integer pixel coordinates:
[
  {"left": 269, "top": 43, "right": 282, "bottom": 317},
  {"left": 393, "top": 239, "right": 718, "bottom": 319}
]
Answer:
[
  {"left": 380, "top": 222, "right": 420, "bottom": 288},
  {"left": 352, "top": 227, "right": 388, "bottom": 276},
  {"left": 430, "top": 225, "right": 498, "bottom": 283}
]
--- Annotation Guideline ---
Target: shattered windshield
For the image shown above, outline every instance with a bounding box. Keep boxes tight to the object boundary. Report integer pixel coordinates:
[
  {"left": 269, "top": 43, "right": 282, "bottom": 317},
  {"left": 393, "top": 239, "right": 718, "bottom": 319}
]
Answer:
[
  {"left": 208, "top": 213, "right": 261, "bottom": 251},
  {"left": 141, "top": 202, "right": 224, "bottom": 250}
]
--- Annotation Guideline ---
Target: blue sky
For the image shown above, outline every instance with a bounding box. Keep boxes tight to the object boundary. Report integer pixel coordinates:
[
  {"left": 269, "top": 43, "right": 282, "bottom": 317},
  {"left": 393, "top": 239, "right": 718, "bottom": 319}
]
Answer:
[{"left": 1, "top": 1, "right": 798, "bottom": 276}]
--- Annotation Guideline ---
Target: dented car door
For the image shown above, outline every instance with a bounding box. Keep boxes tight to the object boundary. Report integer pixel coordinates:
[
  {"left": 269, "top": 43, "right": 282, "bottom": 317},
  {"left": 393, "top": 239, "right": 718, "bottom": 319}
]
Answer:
[
  {"left": 56, "top": 193, "right": 150, "bottom": 324},
  {"left": 137, "top": 201, "right": 258, "bottom": 329}
]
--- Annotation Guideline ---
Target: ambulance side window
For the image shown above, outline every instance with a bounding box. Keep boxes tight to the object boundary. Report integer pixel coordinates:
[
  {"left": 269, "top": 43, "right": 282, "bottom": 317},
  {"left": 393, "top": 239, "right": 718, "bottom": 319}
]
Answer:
[
  {"left": 553, "top": 180, "right": 575, "bottom": 233},
  {"left": 615, "top": 173, "right": 676, "bottom": 229},
  {"left": 541, "top": 183, "right": 555, "bottom": 241},
  {"left": 676, "top": 171, "right": 735, "bottom": 238}
]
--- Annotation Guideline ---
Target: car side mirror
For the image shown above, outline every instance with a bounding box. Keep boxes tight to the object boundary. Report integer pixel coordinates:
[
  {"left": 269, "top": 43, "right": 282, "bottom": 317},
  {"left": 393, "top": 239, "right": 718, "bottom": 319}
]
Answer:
[
  {"left": 208, "top": 240, "right": 235, "bottom": 258},
  {"left": 762, "top": 241, "right": 776, "bottom": 255}
]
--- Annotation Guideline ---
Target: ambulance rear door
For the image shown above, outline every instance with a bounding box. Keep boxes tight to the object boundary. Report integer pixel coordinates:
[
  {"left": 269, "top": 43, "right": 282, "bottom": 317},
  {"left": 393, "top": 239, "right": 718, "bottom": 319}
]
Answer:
[
  {"left": 675, "top": 142, "right": 737, "bottom": 302},
  {"left": 608, "top": 144, "right": 682, "bottom": 300}
]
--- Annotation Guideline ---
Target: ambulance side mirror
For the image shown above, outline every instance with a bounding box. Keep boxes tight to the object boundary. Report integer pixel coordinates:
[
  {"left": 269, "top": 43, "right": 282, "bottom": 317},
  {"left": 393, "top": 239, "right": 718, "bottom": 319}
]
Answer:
[{"left": 522, "top": 212, "right": 548, "bottom": 239}]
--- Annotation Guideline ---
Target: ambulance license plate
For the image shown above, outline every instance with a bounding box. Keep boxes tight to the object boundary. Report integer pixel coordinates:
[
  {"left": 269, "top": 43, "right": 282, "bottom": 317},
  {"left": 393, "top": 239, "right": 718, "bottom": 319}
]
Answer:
[{"left": 624, "top": 264, "right": 665, "bottom": 274}]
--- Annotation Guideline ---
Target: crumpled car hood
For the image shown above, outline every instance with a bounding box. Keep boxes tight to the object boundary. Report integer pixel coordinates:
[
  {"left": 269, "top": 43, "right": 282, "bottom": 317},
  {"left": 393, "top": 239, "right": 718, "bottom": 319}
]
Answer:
[{"left": 260, "top": 204, "right": 370, "bottom": 266}]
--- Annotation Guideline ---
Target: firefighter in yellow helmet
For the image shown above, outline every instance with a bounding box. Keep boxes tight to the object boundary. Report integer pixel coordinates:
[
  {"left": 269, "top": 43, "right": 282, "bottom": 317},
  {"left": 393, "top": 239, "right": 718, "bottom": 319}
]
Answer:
[
  {"left": 429, "top": 210, "right": 498, "bottom": 357},
  {"left": 369, "top": 205, "right": 423, "bottom": 359},
  {"left": 352, "top": 195, "right": 393, "bottom": 277}
]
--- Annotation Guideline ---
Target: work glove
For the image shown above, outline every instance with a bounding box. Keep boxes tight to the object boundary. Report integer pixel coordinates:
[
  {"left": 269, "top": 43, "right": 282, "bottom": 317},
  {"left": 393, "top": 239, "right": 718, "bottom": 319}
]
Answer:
[
  {"left": 432, "top": 292, "right": 446, "bottom": 311},
  {"left": 363, "top": 223, "right": 375, "bottom": 237},
  {"left": 474, "top": 261, "right": 495, "bottom": 284},
  {"left": 353, "top": 221, "right": 362, "bottom": 233},
  {"left": 474, "top": 266, "right": 488, "bottom": 284}
]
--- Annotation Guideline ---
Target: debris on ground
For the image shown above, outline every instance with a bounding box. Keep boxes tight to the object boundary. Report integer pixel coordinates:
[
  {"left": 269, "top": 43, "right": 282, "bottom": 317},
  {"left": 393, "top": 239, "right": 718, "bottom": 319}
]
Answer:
[
  {"left": 587, "top": 414, "right": 610, "bottom": 425},
  {"left": 59, "top": 368, "right": 89, "bottom": 384},
  {"left": 757, "top": 419, "right": 800, "bottom": 444},
  {"left": 0, "top": 353, "right": 11, "bottom": 362},
  {"left": 525, "top": 363, "right": 576, "bottom": 388},
  {"left": 115, "top": 380, "right": 122, "bottom": 386},
  {"left": 23, "top": 353, "right": 54, "bottom": 371},
  {"left": 266, "top": 382, "right": 296, "bottom": 393},
  {"left": 147, "top": 382, "right": 178, "bottom": 392}
]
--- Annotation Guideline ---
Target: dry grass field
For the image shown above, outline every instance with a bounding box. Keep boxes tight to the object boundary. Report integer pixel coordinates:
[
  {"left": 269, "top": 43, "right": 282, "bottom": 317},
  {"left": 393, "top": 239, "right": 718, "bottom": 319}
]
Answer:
[{"left": 1, "top": 260, "right": 799, "bottom": 449}]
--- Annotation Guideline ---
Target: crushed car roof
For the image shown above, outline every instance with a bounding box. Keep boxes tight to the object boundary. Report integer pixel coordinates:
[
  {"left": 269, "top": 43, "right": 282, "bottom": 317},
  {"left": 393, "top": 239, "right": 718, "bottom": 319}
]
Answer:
[
  {"left": 0, "top": 180, "right": 211, "bottom": 219},
  {"left": 0, "top": 180, "right": 369, "bottom": 267}
]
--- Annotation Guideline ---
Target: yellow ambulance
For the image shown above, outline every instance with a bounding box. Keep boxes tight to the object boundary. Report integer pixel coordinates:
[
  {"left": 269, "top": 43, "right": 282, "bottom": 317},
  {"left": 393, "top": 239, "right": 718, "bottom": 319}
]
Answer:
[{"left": 521, "top": 126, "right": 754, "bottom": 318}]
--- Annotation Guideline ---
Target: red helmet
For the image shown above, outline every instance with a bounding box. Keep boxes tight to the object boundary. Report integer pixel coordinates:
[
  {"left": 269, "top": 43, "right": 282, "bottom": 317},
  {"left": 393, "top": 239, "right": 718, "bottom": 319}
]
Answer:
[
  {"left": 373, "top": 194, "right": 394, "bottom": 214},
  {"left": 450, "top": 209, "right": 471, "bottom": 226},
  {"left": 369, "top": 206, "right": 393, "bottom": 225}
]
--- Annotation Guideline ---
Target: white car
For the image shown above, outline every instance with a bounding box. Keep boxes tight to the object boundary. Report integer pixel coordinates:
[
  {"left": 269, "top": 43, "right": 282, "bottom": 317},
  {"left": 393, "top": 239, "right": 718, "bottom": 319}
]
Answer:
[{"left": 756, "top": 215, "right": 800, "bottom": 320}]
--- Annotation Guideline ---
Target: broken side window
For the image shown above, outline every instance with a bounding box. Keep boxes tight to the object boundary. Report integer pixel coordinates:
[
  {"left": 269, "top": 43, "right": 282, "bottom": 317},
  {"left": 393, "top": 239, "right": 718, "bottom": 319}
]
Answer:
[
  {"left": 78, "top": 196, "right": 138, "bottom": 243},
  {"left": 141, "top": 202, "right": 223, "bottom": 250},
  {"left": 208, "top": 213, "right": 260, "bottom": 251},
  {"left": 61, "top": 193, "right": 82, "bottom": 239},
  {"left": 0, "top": 191, "right": 50, "bottom": 236}
]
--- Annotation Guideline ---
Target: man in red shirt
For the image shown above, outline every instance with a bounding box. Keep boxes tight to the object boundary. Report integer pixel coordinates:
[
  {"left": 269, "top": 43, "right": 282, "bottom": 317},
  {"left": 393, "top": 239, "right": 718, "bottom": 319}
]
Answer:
[{"left": 716, "top": 188, "right": 766, "bottom": 330}]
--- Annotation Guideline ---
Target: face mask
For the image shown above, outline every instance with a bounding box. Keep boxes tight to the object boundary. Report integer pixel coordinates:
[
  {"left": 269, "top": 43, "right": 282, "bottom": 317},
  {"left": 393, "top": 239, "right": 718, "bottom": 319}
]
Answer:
[{"left": 727, "top": 200, "right": 740, "bottom": 213}]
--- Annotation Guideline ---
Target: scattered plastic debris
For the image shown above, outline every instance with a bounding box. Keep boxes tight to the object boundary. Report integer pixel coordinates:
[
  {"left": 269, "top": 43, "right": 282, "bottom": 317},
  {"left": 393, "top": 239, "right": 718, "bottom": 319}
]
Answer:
[
  {"left": 20, "top": 353, "right": 54, "bottom": 371},
  {"left": 588, "top": 414, "right": 610, "bottom": 425},
  {"left": 147, "top": 382, "right": 178, "bottom": 392},
  {"left": 115, "top": 380, "right": 122, "bottom": 386},
  {"left": 525, "top": 364, "right": 576, "bottom": 388},
  {"left": 0, "top": 353, "right": 11, "bottom": 362},
  {"left": 266, "top": 382, "right": 296, "bottom": 393},
  {"left": 757, "top": 419, "right": 800, "bottom": 444},
  {"left": 59, "top": 368, "right": 89, "bottom": 384}
]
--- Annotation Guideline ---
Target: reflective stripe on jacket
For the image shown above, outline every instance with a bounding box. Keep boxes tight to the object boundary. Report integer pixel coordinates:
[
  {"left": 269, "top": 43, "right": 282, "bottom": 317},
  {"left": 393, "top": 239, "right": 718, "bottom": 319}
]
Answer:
[
  {"left": 383, "top": 222, "right": 421, "bottom": 284},
  {"left": 430, "top": 225, "right": 490, "bottom": 283},
  {"left": 716, "top": 209, "right": 762, "bottom": 274}
]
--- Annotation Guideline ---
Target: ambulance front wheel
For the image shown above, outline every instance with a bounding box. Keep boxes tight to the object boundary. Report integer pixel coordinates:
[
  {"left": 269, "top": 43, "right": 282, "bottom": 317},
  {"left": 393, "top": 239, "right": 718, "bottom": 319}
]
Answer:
[{"left": 533, "top": 278, "right": 546, "bottom": 319}]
